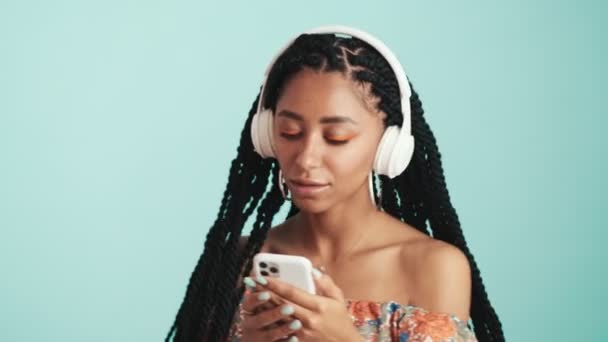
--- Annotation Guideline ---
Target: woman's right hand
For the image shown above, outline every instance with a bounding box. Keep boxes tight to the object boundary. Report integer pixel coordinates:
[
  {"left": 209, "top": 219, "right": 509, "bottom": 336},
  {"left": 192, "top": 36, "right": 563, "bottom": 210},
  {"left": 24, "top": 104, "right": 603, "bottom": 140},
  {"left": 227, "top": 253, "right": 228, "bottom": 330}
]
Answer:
[{"left": 240, "top": 276, "right": 301, "bottom": 342}]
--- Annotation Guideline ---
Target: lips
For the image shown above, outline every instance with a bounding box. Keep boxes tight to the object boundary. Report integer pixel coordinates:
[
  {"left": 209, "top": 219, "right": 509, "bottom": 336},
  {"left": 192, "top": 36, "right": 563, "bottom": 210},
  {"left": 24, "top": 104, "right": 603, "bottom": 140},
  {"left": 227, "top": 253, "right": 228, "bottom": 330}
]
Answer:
[
  {"left": 290, "top": 179, "right": 328, "bottom": 186},
  {"left": 288, "top": 179, "right": 330, "bottom": 197}
]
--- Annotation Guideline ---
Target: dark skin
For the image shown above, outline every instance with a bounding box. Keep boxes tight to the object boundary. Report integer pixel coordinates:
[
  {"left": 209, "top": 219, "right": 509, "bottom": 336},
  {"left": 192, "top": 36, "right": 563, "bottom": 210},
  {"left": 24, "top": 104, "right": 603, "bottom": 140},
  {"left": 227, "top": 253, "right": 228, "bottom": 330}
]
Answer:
[{"left": 238, "top": 69, "right": 472, "bottom": 341}]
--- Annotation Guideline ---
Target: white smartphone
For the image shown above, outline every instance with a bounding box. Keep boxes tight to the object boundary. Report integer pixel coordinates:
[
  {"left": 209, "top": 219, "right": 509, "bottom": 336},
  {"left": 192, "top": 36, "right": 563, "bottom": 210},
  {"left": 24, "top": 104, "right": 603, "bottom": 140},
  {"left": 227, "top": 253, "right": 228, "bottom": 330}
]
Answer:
[{"left": 253, "top": 253, "right": 316, "bottom": 295}]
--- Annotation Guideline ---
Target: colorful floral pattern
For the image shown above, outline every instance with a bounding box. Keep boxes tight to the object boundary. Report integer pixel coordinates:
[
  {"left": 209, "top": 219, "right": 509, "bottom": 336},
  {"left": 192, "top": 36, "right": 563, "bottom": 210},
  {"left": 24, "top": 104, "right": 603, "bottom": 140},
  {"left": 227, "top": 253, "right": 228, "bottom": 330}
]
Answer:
[
  {"left": 227, "top": 295, "right": 478, "bottom": 342},
  {"left": 345, "top": 299, "right": 477, "bottom": 342}
]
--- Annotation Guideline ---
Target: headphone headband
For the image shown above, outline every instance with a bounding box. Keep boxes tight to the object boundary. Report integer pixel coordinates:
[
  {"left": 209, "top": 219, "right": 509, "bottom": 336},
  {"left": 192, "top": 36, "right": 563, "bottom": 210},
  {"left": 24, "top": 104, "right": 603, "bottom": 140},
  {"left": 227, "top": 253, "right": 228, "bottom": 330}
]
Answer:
[{"left": 256, "top": 25, "right": 412, "bottom": 134}]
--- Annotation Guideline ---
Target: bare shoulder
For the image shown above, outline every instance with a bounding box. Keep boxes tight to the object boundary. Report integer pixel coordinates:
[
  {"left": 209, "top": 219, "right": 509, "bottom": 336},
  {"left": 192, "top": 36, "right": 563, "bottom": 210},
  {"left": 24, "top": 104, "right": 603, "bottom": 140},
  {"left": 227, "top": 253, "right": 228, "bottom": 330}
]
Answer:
[
  {"left": 237, "top": 235, "right": 271, "bottom": 254},
  {"left": 237, "top": 221, "right": 289, "bottom": 255},
  {"left": 401, "top": 234, "right": 473, "bottom": 322},
  {"left": 407, "top": 238, "right": 471, "bottom": 274}
]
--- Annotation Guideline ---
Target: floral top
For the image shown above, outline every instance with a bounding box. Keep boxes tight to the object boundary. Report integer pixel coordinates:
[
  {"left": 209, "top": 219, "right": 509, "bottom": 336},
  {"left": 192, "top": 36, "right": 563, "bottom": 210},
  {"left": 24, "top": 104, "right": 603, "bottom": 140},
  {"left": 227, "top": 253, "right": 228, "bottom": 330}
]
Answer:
[{"left": 228, "top": 296, "right": 478, "bottom": 342}]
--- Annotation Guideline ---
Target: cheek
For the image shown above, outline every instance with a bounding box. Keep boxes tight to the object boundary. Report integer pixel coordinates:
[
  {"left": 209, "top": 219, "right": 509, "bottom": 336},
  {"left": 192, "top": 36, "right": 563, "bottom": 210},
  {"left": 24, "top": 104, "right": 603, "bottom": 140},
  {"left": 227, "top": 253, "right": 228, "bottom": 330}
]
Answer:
[
  {"left": 272, "top": 139, "right": 292, "bottom": 168},
  {"left": 326, "top": 141, "right": 377, "bottom": 179}
]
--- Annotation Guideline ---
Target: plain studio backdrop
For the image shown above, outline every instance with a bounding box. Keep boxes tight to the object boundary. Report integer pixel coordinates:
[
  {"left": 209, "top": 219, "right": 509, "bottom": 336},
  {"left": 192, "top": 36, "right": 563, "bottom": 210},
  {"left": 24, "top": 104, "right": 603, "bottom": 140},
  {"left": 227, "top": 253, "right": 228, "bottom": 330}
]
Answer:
[{"left": 0, "top": 1, "right": 605, "bottom": 341}]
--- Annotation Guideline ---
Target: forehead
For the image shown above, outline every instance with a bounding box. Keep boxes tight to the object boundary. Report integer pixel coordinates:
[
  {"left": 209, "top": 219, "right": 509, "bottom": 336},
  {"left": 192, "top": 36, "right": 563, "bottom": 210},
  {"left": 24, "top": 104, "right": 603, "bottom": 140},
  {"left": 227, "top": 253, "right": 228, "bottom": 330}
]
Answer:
[{"left": 275, "top": 69, "right": 382, "bottom": 122}]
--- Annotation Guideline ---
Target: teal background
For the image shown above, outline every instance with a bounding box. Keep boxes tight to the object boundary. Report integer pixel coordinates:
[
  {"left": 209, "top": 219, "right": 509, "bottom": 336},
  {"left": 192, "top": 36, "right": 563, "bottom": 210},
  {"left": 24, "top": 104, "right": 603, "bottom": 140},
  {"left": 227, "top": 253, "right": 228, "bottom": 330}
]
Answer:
[{"left": 1, "top": 0, "right": 605, "bottom": 341}]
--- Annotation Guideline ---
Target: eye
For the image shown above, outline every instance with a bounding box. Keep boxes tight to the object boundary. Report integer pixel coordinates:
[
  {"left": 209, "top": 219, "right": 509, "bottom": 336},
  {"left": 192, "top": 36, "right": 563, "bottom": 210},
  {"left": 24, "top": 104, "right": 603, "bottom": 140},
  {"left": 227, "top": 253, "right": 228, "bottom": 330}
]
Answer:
[
  {"left": 279, "top": 132, "right": 301, "bottom": 140},
  {"left": 326, "top": 138, "right": 350, "bottom": 145},
  {"left": 326, "top": 133, "right": 354, "bottom": 145}
]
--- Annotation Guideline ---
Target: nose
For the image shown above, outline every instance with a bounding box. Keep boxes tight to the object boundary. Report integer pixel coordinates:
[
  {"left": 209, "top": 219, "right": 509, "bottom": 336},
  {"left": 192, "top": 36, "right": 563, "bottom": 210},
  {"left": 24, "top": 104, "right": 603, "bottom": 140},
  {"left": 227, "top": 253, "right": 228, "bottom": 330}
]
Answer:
[{"left": 293, "top": 133, "right": 323, "bottom": 170}]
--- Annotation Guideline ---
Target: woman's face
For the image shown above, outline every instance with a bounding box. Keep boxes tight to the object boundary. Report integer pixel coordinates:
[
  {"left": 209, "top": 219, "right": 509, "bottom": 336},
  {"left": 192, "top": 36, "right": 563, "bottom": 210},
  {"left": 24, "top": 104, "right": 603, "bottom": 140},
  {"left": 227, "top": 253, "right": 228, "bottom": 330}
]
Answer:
[{"left": 273, "top": 68, "right": 385, "bottom": 213}]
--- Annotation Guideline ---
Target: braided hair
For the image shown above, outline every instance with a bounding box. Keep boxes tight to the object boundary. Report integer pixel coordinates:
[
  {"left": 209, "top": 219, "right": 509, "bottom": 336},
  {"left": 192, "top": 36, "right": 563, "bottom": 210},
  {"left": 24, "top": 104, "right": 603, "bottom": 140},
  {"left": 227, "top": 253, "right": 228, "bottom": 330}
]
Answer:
[{"left": 165, "top": 33, "right": 504, "bottom": 342}]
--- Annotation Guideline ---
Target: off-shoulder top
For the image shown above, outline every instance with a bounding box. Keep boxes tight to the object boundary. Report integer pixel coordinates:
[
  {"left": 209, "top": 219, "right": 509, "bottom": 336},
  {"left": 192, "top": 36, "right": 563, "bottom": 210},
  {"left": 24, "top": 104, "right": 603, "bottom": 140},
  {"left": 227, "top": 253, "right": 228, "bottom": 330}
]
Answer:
[{"left": 227, "top": 296, "right": 478, "bottom": 341}]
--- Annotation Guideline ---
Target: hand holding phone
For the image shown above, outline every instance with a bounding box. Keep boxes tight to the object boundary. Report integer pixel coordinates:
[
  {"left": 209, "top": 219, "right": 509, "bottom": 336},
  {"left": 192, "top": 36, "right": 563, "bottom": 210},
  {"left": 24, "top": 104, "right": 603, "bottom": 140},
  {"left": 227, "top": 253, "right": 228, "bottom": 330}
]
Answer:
[{"left": 253, "top": 253, "right": 316, "bottom": 295}]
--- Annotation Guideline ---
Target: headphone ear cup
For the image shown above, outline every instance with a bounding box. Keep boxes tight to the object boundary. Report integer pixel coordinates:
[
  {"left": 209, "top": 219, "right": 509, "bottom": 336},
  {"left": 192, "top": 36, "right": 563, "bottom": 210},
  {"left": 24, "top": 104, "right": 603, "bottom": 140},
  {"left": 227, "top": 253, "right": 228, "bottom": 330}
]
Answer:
[
  {"left": 262, "top": 109, "right": 276, "bottom": 158},
  {"left": 389, "top": 134, "right": 414, "bottom": 177},
  {"left": 251, "top": 108, "right": 276, "bottom": 158},
  {"left": 373, "top": 127, "right": 415, "bottom": 178},
  {"left": 251, "top": 111, "right": 263, "bottom": 157},
  {"left": 373, "top": 126, "right": 399, "bottom": 177}
]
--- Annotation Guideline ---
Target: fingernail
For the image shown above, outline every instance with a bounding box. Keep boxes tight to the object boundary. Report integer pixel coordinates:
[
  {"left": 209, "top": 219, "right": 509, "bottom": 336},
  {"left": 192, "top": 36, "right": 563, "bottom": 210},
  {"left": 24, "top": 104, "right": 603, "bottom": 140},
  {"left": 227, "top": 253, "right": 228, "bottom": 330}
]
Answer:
[
  {"left": 257, "top": 291, "right": 270, "bottom": 301},
  {"left": 312, "top": 268, "right": 322, "bottom": 279},
  {"left": 281, "top": 304, "right": 294, "bottom": 316},
  {"left": 243, "top": 277, "right": 256, "bottom": 289},
  {"left": 289, "top": 319, "right": 302, "bottom": 330},
  {"left": 255, "top": 275, "right": 267, "bottom": 285},
  {"left": 288, "top": 336, "right": 299, "bottom": 342}
]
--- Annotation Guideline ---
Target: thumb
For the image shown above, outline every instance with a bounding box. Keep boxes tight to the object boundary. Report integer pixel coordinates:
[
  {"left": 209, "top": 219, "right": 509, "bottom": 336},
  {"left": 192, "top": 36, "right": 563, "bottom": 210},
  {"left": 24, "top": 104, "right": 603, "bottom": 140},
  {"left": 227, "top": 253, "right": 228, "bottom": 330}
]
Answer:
[{"left": 312, "top": 268, "right": 344, "bottom": 302}]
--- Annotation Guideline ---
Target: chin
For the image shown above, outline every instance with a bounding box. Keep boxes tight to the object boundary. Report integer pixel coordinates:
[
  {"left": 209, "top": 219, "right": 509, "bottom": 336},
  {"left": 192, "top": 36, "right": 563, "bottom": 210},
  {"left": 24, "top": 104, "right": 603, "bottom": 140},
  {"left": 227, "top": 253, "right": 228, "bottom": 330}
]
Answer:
[{"left": 290, "top": 197, "right": 332, "bottom": 214}]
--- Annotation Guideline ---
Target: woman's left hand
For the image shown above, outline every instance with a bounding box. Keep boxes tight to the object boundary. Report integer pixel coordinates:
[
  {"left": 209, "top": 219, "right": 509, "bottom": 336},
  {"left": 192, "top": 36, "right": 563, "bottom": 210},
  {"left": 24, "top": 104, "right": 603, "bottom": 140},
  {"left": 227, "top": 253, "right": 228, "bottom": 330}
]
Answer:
[{"left": 255, "top": 271, "right": 364, "bottom": 342}]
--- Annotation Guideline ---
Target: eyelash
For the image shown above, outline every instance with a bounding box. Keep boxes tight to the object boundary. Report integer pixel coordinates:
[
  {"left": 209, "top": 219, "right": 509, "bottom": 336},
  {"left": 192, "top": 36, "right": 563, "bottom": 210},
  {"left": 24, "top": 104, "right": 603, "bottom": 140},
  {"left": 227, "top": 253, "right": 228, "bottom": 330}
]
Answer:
[{"left": 279, "top": 133, "right": 350, "bottom": 145}]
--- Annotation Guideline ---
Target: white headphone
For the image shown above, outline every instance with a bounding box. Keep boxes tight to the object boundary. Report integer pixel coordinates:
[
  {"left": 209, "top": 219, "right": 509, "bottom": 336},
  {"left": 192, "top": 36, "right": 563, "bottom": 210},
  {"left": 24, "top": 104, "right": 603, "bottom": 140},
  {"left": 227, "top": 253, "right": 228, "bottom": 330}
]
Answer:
[{"left": 250, "top": 25, "right": 415, "bottom": 179}]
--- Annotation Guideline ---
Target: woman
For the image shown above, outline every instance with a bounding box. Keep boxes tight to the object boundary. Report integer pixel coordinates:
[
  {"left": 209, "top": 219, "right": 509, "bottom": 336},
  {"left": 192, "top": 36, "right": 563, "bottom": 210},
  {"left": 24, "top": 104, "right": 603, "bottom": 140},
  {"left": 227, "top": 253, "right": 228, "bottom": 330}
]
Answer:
[{"left": 165, "top": 26, "right": 504, "bottom": 342}]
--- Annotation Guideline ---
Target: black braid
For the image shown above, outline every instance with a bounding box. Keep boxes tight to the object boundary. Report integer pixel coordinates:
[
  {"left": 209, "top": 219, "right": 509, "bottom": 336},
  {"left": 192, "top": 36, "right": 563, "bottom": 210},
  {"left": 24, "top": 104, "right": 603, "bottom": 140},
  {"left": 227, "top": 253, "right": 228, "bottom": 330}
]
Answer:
[
  {"left": 207, "top": 164, "right": 286, "bottom": 341},
  {"left": 164, "top": 95, "right": 278, "bottom": 341},
  {"left": 383, "top": 87, "right": 504, "bottom": 341},
  {"left": 194, "top": 98, "right": 275, "bottom": 341},
  {"left": 405, "top": 89, "right": 504, "bottom": 340},
  {"left": 165, "top": 33, "right": 504, "bottom": 341}
]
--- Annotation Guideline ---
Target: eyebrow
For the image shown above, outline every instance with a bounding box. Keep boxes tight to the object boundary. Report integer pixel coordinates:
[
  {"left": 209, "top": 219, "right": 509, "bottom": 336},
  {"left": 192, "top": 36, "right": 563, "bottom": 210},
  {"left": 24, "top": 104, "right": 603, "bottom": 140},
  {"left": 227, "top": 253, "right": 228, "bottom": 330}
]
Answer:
[{"left": 277, "top": 110, "right": 358, "bottom": 125}]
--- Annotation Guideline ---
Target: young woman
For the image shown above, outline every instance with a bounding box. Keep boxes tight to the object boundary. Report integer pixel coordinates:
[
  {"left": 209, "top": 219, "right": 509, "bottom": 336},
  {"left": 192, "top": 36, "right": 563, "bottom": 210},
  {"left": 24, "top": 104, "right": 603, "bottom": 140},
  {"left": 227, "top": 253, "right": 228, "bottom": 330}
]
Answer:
[{"left": 165, "top": 26, "right": 504, "bottom": 342}]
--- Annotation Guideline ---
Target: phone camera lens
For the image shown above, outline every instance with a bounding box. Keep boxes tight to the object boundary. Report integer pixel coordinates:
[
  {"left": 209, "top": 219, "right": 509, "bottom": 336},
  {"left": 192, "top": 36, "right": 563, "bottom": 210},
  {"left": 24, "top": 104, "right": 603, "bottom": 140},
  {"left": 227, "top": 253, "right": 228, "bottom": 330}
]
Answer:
[
  {"left": 259, "top": 262, "right": 267, "bottom": 269},
  {"left": 261, "top": 270, "right": 269, "bottom": 276},
  {"left": 270, "top": 267, "right": 278, "bottom": 273}
]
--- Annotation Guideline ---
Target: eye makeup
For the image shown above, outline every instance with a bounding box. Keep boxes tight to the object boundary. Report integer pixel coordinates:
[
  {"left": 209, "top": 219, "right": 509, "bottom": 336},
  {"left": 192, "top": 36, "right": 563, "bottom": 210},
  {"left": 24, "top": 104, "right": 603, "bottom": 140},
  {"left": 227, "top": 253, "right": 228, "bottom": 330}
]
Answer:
[
  {"left": 279, "top": 128, "right": 300, "bottom": 135},
  {"left": 326, "top": 132, "right": 357, "bottom": 142}
]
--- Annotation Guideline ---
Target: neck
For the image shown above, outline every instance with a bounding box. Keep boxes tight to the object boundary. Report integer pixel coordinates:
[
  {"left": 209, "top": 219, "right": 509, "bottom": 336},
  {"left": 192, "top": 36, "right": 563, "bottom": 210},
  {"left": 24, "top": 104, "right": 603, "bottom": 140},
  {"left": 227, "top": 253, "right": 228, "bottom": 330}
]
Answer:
[{"left": 293, "top": 183, "right": 381, "bottom": 266}]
